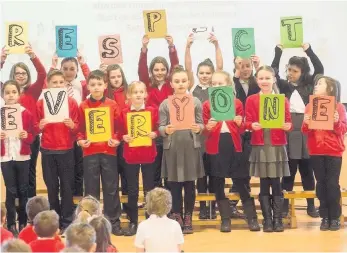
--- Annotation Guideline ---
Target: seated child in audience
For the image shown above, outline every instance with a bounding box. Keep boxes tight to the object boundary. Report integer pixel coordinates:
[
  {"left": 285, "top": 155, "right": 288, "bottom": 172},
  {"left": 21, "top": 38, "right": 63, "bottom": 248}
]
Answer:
[
  {"left": 1, "top": 239, "right": 31, "bottom": 252},
  {"left": 61, "top": 246, "right": 86, "bottom": 252},
  {"left": 89, "top": 216, "right": 118, "bottom": 252},
  {"left": 135, "top": 188, "right": 184, "bottom": 252},
  {"left": 29, "top": 211, "right": 64, "bottom": 252},
  {"left": 65, "top": 223, "right": 96, "bottom": 252},
  {"left": 19, "top": 196, "right": 59, "bottom": 244},
  {"left": 74, "top": 195, "right": 102, "bottom": 223},
  {"left": 1, "top": 203, "right": 13, "bottom": 244}
]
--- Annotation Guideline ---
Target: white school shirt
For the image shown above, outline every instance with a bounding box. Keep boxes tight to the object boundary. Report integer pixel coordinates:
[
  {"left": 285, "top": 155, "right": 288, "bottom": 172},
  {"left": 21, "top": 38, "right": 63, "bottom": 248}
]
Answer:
[
  {"left": 1, "top": 107, "right": 30, "bottom": 162},
  {"left": 134, "top": 214, "right": 184, "bottom": 252},
  {"left": 240, "top": 79, "right": 249, "bottom": 96},
  {"left": 289, "top": 89, "right": 305, "bottom": 113}
]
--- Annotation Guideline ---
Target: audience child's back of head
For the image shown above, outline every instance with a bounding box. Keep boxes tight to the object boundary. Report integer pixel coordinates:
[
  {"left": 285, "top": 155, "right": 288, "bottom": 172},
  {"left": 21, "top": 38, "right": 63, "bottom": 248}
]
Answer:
[
  {"left": 65, "top": 223, "right": 96, "bottom": 252},
  {"left": 74, "top": 196, "right": 101, "bottom": 223},
  {"left": 89, "top": 216, "right": 117, "bottom": 252},
  {"left": 1, "top": 239, "right": 31, "bottom": 252}
]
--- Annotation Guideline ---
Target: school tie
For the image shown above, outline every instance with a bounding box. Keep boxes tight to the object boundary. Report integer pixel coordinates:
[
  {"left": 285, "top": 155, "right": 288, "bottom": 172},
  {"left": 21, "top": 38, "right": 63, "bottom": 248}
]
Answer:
[{"left": 67, "top": 83, "right": 74, "bottom": 98}]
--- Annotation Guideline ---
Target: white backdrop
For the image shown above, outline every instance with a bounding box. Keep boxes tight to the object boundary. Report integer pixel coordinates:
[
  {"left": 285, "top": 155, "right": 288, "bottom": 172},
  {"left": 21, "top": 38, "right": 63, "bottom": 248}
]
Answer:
[{"left": 1, "top": 0, "right": 346, "bottom": 102}]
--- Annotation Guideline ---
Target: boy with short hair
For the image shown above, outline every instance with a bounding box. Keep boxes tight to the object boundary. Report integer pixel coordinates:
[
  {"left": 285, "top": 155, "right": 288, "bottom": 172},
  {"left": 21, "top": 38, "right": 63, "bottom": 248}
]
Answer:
[
  {"left": 29, "top": 210, "right": 64, "bottom": 252},
  {"left": 0, "top": 203, "right": 13, "bottom": 244},
  {"left": 77, "top": 70, "right": 122, "bottom": 235},
  {"left": 1, "top": 239, "right": 31, "bottom": 252},
  {"left": 65, "top": 223, "right": 96, "bottom": 252}
]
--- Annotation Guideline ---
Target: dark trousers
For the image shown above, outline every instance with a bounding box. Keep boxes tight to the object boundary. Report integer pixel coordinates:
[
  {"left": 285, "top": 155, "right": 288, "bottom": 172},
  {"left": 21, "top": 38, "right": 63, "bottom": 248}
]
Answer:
[
  {"left": 41, "top": 151, "right": 74, "bottom": 228},
  {"left": 260, "top": 177, "right": 282, "bottom": 196},
  {"left": 168, "top": 181, "right": 195, "bottom": 214},
  {"left": 310, "top": 155, "right": 342, "bottom": 220},
  {"left": 73, "top": 142, "right": 84, "bottom": 196},
  {"left": 83, "top": 154, "right": 121, "bottom": 225},
  {"left": 1, "top": 160, "right": 29, "bottom": 226},
  {"left": 117, "top": 144, "right": 127, "bottom": 196},
  {"left": 28, "top": 135, "right": 40, "bottom": 198},
  {"left": 215, "top": 177, "right": 250, "bottom": 202},
  {"left": 124, "top": 163, "right": 156, "bottom": 223},
  {"left": 197, "top": 153, "right": 214, "bottom": 194},
  {"left": 154, "top": 143, "right": 164, "bottom": 188},
  {"left": 281, "top": 159, "right": 315, "bottom": 203}
]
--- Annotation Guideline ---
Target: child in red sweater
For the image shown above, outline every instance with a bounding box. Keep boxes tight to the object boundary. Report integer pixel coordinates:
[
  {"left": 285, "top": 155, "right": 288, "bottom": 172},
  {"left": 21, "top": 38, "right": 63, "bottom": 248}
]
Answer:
[
  {"left": 89, "top": 216, "right": 118, "bottom": 252},
  {"left": 0, "top": 203, "right": 13, "bottom": 244},
  {"left": 1, "top": 45, "right": 46, "bottom": 199},
  {"left": 245, "top": 66, "right": 292, "bottom": 233},
  {"left": 138, "top": 34, "right": 179, "bottom": 190},
  {"left": 1, "top": 80, "right": 35, "bottom": 235},
  {"left": 302, "top": 75, "right": 347, "bottom": 231},
  {"left": 117, "top": 81, "right": 158, "bottom": 236},
  {"left": 19, "top": 196, "right": 61, "bottom": 244},
  {"left": 77, "top": 70, "right": 123, "bottom": 236},
  {"left": 29, "top": 210, "right": 64, "bottom": 252},
  {"left": 36, "top": 70, "right": 79, "bottom": 230}
]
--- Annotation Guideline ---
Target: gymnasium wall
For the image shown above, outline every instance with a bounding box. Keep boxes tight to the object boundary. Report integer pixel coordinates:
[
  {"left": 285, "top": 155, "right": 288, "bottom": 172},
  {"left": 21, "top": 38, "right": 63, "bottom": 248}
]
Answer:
[{"left": 1, "top": 1, "right": 346, "bottom": 101}]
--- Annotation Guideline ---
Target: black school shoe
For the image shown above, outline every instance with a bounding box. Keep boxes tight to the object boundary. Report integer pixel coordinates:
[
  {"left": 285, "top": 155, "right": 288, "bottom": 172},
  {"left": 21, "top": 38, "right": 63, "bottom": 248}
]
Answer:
[
  {"left": 8, "top": 225, "right": 19, "bottom": 237},
  {"left": 329, "top": 219, "right": 340, "bottom": 231},
  {"left": 123, "top": 223, "right": 137, "bottom": 236},
  {"left": 112, "top": 222, "right": 124, "bottom": 236},
  {"left": 320, "top": 218, "right": 330, "bottom": 231}
]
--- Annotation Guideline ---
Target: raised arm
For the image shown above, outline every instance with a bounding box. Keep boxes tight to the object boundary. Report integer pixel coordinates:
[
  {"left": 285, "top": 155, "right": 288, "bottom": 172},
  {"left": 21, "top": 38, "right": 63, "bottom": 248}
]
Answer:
[
  {"left": 303, "top": 44, "right": 324, "bottom": 79},
  {"left": 271, "top": 45, "right": 283, "bottom": 80},
  {"left": 166, "top": 35, "right": 179, "bottom": 76},
  {"left": 210, "top": 34, "right": 223, "bottom": 71},
  {"left": 185, "top": 34, "right": 195, "bottom": 90},
  {"left": 1, "top": 46, "right": 9, "bottom": 69},
  {"left": 77, "top": 50, "right": 91, "bottom": 80},
  {"left": 138, "top": 35, "right": 151, "bottom": 88}
]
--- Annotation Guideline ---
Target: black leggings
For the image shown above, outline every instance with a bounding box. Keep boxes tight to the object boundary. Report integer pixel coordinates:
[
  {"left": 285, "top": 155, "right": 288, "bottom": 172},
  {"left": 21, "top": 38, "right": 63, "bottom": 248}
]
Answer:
[
  {"left": 260, "top": 177, "right": 282, "bottom": 196},
  {"left": 214, "top": 177, "right": 250, "bottom": 202},
  {"left": 168, "top": 181, "right": 195, "bottom": 214}
]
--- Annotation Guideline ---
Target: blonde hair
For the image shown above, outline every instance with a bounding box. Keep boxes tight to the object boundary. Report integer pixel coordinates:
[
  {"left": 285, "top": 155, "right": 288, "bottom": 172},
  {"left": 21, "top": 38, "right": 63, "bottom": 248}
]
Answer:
[
  {"left": 146, "top": 188, "right": 172, "bottom": 217},
  {"left": 255, "top": 65, "right": 279, "bottom": 94},
  {"left": 74, "top": 196, "right": 101, "bottom": 223},
  {"left": 65, "top": 223, "right": 96, "bottom": 252},
  {"left": 212, "top": 70, "right": 236, "bottom": 95},
  {"left": 127, "top": 81, "right": 147, "bottom": 97},
  {"left": 1, "top": 239, "right": 31, "bottom": 252},
  {"left": 1, "top": 203, "right": 6, "bottom": 221}
]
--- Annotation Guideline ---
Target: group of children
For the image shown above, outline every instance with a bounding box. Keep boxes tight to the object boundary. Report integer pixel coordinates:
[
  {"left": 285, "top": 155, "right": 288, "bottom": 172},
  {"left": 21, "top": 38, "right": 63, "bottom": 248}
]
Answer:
[{"left": 0, "top": 32, "right": 346, "bottom": 245}]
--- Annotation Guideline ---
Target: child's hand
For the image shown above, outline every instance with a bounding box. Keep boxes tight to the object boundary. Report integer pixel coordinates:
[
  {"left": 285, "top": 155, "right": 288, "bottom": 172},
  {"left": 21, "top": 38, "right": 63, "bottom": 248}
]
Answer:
[
  {"left": 1, "top": 132, "right": 7, "bottom": 140},
  {"left": 19, "top": 130, "right": 28, "bottom": 139},
  {"left": 191, "top": 124, "right": 201, "bottom": 134},
  {"left": 51, "top": 53, "right": 58, "bottom": 69},
  {"left": 39, "top": 119, "right": 49, "bottom": 130},
  {"left": 251, "top": 55, "right": 261, "bottom": 70},
  {"left": 123, "top": 135, "right": 133, "bottom": 143},
  {"left": 206, "top": 119, "right": 217, "bottom": 131},
  {"left": 208, "top": 33, "right": 219, "bottom": 47},
  {"left": 1, "top": 46, "right": 9, "bottom": 62},
  {"left": 108, "top": 139, "right": 120, "bottom": 147},
  {"left": 165, "top": 125, "right": 175, "bottom": 135},
  {"left": 334, "top": 111, "right": 339, "bottom": 123},
  {"left": 304, "top": 114, "right": 311, "bottom": 125},
  {"left": 251, "top": 122, "right": 262, "bottom": 131},
  {"left": 276, "top": 44, "right": 283, "bottom": 50},
  {"left": 282, "top": 123, "right": 292, "bottom": 131},
  {"left": 234, "top": 57, "right": 242, "bottom": 78},
  {"left": 63, "top": 118, "right": 75, "bottom": 129},
  {"left": 78, "top": 140, "right": 90, "bottom": 148},
  {"left": 148, "top": 132, "right": 157, "bottom": 139},
  {"left": 77, "top": 50, "right": 85, "bottom": 65},
  {"left": 99, "top": 63, "right": 108, "bottom": 73},
  {"left": 234, "top": 116, "right": 243, "bottom": 127},
  {"left": 25, "top": 44, "right": 35, "bottom": 59},
  {"left": 302, "top": 43, "right": 310, "bottom": 51},
  {"left": 186, "top": 34, "right": 194, "bottom": 48},
  {"left": 165, "top": 35, "right": 174, "bottom": 47},
  {"left": 142, "top": 35, "right": 150, "bottom": 49}
]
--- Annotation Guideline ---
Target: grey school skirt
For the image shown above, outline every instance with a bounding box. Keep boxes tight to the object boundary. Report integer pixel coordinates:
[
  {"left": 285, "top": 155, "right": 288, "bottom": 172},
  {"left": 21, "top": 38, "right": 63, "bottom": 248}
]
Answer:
[
  {"left": 249, "top": 129, "right": 290, "bottom": 178},
  {"left": 287, "top": 113, "right": 309, "bottom": 160}
]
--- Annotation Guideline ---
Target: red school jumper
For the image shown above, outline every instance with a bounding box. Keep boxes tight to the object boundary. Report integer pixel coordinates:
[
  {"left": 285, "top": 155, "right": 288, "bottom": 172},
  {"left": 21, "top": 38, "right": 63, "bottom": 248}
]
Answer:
[
  {"left": 138, "top": 46, "right": 179, "bottom": 108},
  {"left": 244, "top": 93, "right": 292, "bottom": 145},
  {"left": 116, "top": 104, "right": 159, "bottom": 164}
]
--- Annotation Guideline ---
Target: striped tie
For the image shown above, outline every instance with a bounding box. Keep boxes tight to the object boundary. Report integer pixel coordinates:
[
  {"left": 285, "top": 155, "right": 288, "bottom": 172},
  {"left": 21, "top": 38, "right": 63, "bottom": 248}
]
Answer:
[{"left": 67, "top": 83, "right": 74, "bottom": 98}]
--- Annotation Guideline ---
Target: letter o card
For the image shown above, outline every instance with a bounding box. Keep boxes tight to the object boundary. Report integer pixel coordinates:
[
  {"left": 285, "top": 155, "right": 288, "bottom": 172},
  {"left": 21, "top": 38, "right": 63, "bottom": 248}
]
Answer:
[
  {"left": 308, "top": 95, "right": 335, "bottom": 130},
  {"left": 1, "top": 104, "right": 23, "bottom": 137},
  {"left": 127, "top": 111, "right": 152, "bottom": 147},
  {"left": 98, "top": 34, "right": 123, "bottom": 65},
  {"left": 168, "top": 95, "right": 195, "bottom": 130},
  {"left": 208, "top": 86, "right": 235, "bottom": 121},
  {"left": 85, "top": 107, "right": 112, "bottom": 143},
  {"left": 5, "top": 22, "right": 28, "bottom": 54}
]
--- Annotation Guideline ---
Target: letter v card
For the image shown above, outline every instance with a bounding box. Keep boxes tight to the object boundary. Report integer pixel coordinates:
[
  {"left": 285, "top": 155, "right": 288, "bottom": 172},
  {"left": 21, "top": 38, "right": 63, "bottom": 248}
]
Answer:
[{"left": 43, "top": 88, "right": 69, "bottom": 122}]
